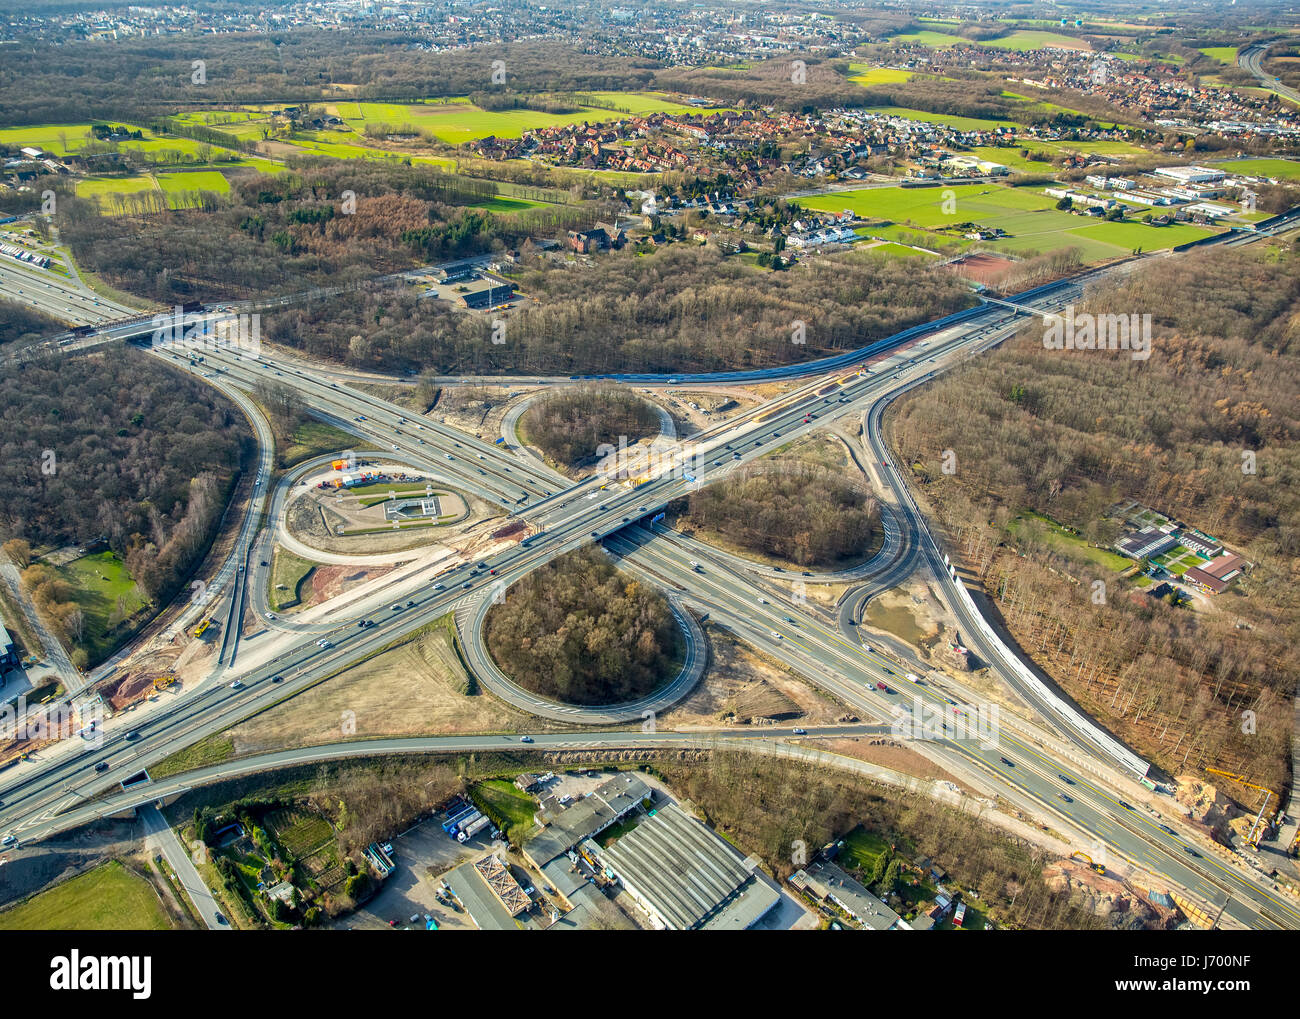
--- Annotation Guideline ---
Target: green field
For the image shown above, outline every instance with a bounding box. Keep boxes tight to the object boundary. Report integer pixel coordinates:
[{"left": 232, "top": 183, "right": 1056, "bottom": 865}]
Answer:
[
  {"left": 268, "top": 546, "right": 317, "bottom": 612},
  {"left": 1210, "top": 157, "right": 1300, "bottom": 181},
  {"left": 838, "top": 826, "right": 892, "bottom": 873},
  {"left": 0, "top": 861, "right": 173, "bottom": 930},
  {"left": 1198, "top": 46, "right": 1238, "bottom": 65},
  {"left": 157, "top": 170, "right": 232, "bottom": 199},
  {"left": 468, "top": 195, "right": 548, "bottom": 213},
  {"left": 848, "top": 64, "right": 915, "bottom": 85},
  {"left": 471, "top": 779, "right": 538, "bottom": 840},
  {"left": 1006, "top": 513, "right": 1132, "bottom": 572},
  {"left": 978, "top": 30, "right": 1091, "bottom": 52},
  {"left": 75, "top": 175, "right": 157, "bottom": 201},
  {"left": 58, "top": 551, "right": 148, "bottom": 657},
  {"left": 889, "top": 29, "right": 968, "bottom": 48},
  {"left": 796, "top": 184, "right": 1217, "bottom": 262}
]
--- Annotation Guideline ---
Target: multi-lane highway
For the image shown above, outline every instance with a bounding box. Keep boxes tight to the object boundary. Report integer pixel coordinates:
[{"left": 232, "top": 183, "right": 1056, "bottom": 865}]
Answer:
[{"left": 4, "top": 207, "right": 1299, "bottom": 929}]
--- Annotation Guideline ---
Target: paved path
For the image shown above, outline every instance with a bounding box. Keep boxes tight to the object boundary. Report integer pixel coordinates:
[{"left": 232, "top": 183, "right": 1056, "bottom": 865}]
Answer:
[{"left": 140, "top": 803, "right": 229, "bottom": 930}]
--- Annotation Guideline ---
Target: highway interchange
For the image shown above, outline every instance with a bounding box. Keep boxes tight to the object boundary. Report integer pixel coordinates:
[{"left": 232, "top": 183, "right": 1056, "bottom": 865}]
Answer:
[{"left": 3, "top": 208, "right": 1300, "bottom": 930}]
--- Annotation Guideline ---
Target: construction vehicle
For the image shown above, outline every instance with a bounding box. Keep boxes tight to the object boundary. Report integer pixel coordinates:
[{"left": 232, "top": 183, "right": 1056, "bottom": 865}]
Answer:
[
  {"left": 194, "top": 618, "right": 211, "bottom": 639},
  {"left": 1071, "top": 851, "right": 1105, "bottom": 875},
  {"left": 1205, "top": 767, "right": 1277, "bottom": 848},
  {"left": 153, "top": 674, "right": 177, "bottom": 691}
]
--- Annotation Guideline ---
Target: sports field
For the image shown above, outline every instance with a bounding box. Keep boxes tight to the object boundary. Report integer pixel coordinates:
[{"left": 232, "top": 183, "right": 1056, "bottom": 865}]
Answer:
[{"left": 797, "top": 184, "right": 1217, "bottom": 262}]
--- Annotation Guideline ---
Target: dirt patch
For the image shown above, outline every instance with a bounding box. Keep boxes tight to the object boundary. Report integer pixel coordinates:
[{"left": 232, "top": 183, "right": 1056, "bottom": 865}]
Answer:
[
  {"left": 815, "top": 736, "right": 966, "bottom": 785},
  {"left": 300, "top": 564, "right": 397, "bottom": 608},
  {"left": 947, "top": 252, "right": 1017, "bottom": 286},
  {"left": 663, "top": 626, "right": 846, "bottom": 727},
  {"left": 223, "top": 624, "right": 539, "bottom": 753}
]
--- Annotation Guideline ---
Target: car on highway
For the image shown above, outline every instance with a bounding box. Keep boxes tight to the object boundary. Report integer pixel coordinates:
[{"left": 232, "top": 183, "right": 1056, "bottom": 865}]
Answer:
[
  {"left": 126, "top": 731, "right": 139, "bottom": 740},
  {"left": 433, "top": 583, "right": 444, "bottom": 591},
  {"left": 591, "top": 531, "right": 599, "bottom": 537},
  {"left": 1058, "top": 792, "right": 1073, "bottom": 803},
  {"left": 462, "top": 582, "right": 472, "bottom": 589},
  {"left": 792, "top": 727, "right": 807, "bottom": 736},
  {"left": 94, "top": 761, "right": 109, "bottom": 772},
  {"left": 1058, "top": 774, "right": 1074, "bottom": 785},
  {"left": 214, "top": 912, "right": 228, "bottom": 925},
  {"left": 264, "top": 612, "right": 276, "bottom": 621},
  {"left": 271, "top": 676, "right": 284, "bottom": 684},
  {"left": 999, "top": 756, "right": 1014, "bottom": 767},
  {"left": 1183, "top": 846, "right": 1200, "bottom": 858},
  {"left": 0, "top": 835, "right": 16, "bottom": 847},
  {"left": 230, "top": 680, "right": 244, "bottom": 689},
  {"left": 1159, "top": 824, "right": 1176, "bottom": 835},
  {"left": 1119, "top": 800, "right": 1134, "bottom": 811},
  {"left": 769, "top": 629, "right": 782, "bottom": 639},
  {"left": 520, "top": 735, "right": 534, "bottom": 743},
  {"left": 406, "top": 599, "right": 415, "bottom": 607}
]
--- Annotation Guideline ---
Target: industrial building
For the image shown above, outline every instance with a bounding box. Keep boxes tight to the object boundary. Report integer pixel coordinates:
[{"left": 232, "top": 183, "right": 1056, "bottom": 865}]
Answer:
[
  {"left": 595, "top": 803, "right": 781, "bottom": 930},
  {"left": 1115, "top": 525, "right": 1179, "bottom": 561},
  {"left": 442, "top": 853, "right": 532, "bottom": 930},
  {"left": 790, "top": 860, "right": 908, "bottom": 931},
  {"left": 1182, "top": 552, "right": 1247, "bottom": 595},
  {"left": 0, "top": 616, "right": 18, "bottom": 676}
]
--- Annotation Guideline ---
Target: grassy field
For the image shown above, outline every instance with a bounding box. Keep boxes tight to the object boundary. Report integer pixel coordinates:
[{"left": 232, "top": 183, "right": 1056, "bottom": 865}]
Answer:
[
  {"left": 281, "top": 420, "right": 373, "bottom": 468},
  {"left": 889, "top": 29, "right": 967, "bottom": 48},
  {"left": 847, "top": 64, "right": 915, "bottom": 85},
  {"left": 470, "top": 779, "right": 539, "bottom": 840},
  {"left": 157, "top": 170, "right": 232, "bottom": 201},
  {"left": 0, "top": 860, "right": 172, "bottom": 930},
  {"left": 838, "top": 825, "right": 892, "bottom": 873},
  {"left": 468, "top": 195, "right": 549, "bottom": 213},
  {"left": 269, "top": 546, "right": 316, "bottom": 612},
  {"left": 797, "top": 184, "right": 1216, "bottom": 262},
  {"left": 978, "top": 30, "right": 1091, "bottom": 52},
  {"left": 75, "top": 175, "right": 157, "bottom": 203},
  {"left": 1198, "top": 46, "right": 1238, "bottom": 65},
  {"left": 1210, "top": 157, "right": 1300, "bottom": 181},
  {"left": 58, "top": 551, "right": 147, "bottom": 658},
  {"left": 1006, "top": 512, "right": 1131, "bottom": 572}
]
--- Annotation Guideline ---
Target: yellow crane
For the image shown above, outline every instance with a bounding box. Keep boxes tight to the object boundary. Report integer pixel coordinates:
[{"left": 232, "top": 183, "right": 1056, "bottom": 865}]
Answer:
[{"left": 1205, "top": 767, "right": 1277, "bottom": 848}]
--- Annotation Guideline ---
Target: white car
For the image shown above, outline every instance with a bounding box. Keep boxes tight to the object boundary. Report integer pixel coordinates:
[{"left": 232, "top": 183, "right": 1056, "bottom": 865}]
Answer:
[{"left": 265, "top": 612, "right": 276, "bottom": 620}]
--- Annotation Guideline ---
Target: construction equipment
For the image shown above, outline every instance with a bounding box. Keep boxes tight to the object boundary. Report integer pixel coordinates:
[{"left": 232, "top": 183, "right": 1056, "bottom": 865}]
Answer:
[
  {"left": 1071, "top": 851, "right": 1105, "bottom": 875},
  {"left": 153, "top": 674, "right": 177, "bottom": 691},
  {"left": 1205, "top": 767, "right": 1277, "bottom": 848}
]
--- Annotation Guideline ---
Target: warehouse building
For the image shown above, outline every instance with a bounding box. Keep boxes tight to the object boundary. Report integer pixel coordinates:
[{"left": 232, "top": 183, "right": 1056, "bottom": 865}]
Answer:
[
  {"left": 790, "top": 860, "right": 908, "bottom": 931},
  {"left": 1116, "top": 525, "right": 1179, "bottom": 561},
  {"left": 596, "top": 803, "right": 780, "bottom": 930},
  {"left": 1182, "top": 552, "right": 1247, "bottom": 595},
  {"left": 0, "top": 616, "right": 18, "bottom": 677}
]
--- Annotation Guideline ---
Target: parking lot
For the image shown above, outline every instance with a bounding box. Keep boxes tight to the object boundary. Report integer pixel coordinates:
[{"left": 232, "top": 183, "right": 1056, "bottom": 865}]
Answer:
[{"left": 331, "top": 816, "right": 486, "bottom": 931}]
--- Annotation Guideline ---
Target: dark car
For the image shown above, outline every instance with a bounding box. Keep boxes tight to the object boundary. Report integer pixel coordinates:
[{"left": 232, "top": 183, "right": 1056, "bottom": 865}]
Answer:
[
  {"left": 1058, "top": 792, "right": 1073, "bottom": 803},
  {"left": 94, "top": 761, "right": 109, "bottom": 773},
  {"left": 1119, "top": 800, "right": 1134, "bottom": 811},
  {"left": 1058, "top": 774, "right": 1074, "bottom": 785},
  {"left": 999, "top": 757, "right": 1014, "bottom": 767},
  {"left": 125, "top": 731, "right": 139, "bottom": 741},
  {"left": 214, "top": 912, "right": 228, "bottom": 926},
  {"left": 406, "top": 599, "right": 415, "bottom": 607},
  {"left": 271, "top": 676, "right": 284, "bottom": 684},
  {"left": 1183, "top": 846, "right": 1200, "bottom": 858}
]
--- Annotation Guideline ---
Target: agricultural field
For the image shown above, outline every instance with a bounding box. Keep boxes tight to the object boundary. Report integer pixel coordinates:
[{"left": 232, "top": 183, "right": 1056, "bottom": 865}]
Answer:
[
  {"left": 1198, "top": 46, "right": 1239, "bottom": 65},
  {"left": 0, "top": 861, "right": 173, "bottom": 931},
  {"left": 157, "top": 170, "right": 232, "bottom": 199},
  {"left": 847, "top": 64, "right": 915, "bottom": 85},
  {"left": 978, "top": 30, "right": 1092, "bottom": 52},
  {"left": 75, "top": 175, "right": 157, "bottom": 202},
  {"left": 888, "top": 29, "right": 968, "bottom": 48},
  {"left": 797, "top": 184, "right": 1217, "bottom": 262},
  {"left": 1210, "top": 157, "right": 1300, "bottom": 181}
]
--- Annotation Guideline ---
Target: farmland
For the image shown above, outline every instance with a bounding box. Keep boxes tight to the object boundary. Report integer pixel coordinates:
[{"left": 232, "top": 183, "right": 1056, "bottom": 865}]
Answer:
[{"left": 796, "top": 184, "right": 1218, "bottom": 262}]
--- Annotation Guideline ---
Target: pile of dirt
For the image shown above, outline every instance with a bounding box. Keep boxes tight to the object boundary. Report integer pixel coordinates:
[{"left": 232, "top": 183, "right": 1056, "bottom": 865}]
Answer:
[
  {"left": 1042, "top": 861, "right": 1170, "bottom": 929},
  {"left": 1174, "top": 776, "right": 1241, "bottom": 839},
  {"left": 723, "top": 679, "right": 802, "bottom": 724},
  {"left": 98, "top": 670, "right": 164, "bottom": 711}
]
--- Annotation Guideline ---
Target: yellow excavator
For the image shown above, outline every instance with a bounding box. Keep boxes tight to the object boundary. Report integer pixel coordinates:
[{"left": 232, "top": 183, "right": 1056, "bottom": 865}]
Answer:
[{"left": 1071, "top": 851, "right": 1106, "bottom": 875}]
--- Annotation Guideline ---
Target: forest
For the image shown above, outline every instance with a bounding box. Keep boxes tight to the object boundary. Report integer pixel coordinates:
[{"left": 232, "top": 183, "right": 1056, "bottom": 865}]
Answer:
[
  {"left": 888, "top": 241, "right": 1300, "bottom": 791},
  {"left": 0, "top": 349, "right": 250, "bottom": 648},
  {"left": 265, "top": 243, "right": 975, "bottom": 376},
  {"left": 55, "top": 161, "right": 597, "bottom": 305},
  {"left": 0, "top": 301, "right": 62, "bottom": 349},
  {"left": 677, "top": 463, "right": 879, "bottom": 567},
  {"left": 522, "top": 386, "right": 662, "bottom": 468},
  {"left": 484, "top": 547, "right": 681, "bottom": 705}
]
